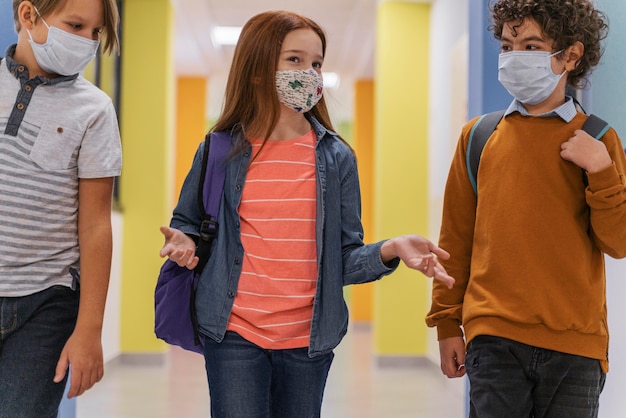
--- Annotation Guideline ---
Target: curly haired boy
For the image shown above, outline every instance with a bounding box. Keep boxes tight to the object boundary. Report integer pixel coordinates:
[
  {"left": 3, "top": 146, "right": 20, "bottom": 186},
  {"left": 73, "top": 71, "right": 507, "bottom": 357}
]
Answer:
[{"left": 426, "top": 1, "right": 626, "bottom": 417}]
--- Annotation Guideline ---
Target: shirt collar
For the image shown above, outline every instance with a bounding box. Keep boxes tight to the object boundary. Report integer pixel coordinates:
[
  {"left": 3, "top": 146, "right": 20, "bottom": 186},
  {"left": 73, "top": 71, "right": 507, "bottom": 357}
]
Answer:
[
  {"left": 304, "top": 113, "right": 338, "bottom": 141},
  {"left": 504, "top": 96, "right": 577, "bottom": 122},
  {"left": 4, "top": 44, "right": 77, "bottom": 85},
  {"left": 4, "top": 44, "right": 23, "bottom": 77}
]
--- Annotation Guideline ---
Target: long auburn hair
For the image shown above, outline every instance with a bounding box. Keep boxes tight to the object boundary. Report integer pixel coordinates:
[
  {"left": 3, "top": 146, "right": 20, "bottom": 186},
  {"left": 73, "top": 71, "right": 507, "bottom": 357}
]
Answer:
[{"left": 212, "top": 10, "right": 343, "bottom": 154}]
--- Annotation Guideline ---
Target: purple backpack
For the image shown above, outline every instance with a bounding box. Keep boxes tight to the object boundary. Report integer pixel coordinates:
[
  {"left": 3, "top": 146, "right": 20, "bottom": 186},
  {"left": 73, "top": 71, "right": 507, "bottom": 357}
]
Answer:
[{"left": 154, "top": 131, "right": 231, "bottom": 353}]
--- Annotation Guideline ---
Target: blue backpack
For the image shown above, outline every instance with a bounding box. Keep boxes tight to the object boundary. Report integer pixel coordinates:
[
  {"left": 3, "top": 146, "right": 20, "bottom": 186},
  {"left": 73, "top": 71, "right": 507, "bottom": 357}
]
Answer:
[
  {"left": 154, "top": 131, "right": 230, "bottom": 353},
  {"left": 467, "top": 111, "right": 611, "bottom": 194}
]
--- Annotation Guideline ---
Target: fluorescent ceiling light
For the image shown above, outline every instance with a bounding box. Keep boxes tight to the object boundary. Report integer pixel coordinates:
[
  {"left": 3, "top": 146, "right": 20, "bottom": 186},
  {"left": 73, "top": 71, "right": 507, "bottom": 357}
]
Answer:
[
  {"left": 323, "top": 72, "right": 340, "bottom": 89},
  {"left": 212, "top": 26, "right": 242, "bottom": 46}
]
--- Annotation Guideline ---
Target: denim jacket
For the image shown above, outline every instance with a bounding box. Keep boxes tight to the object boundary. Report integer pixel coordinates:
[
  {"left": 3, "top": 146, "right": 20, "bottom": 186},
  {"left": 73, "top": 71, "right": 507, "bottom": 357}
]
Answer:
[{"left": 171, "top": 116, "right": 399, "bottom": 357}]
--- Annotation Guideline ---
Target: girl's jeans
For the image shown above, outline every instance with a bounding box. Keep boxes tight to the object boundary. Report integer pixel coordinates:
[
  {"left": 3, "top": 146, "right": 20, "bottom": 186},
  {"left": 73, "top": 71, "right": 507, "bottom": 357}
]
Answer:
[
  {"left": 0, "top": 285, "right": 79, "bottom": 418},
  {"left": 466, "top": 335, "right": 606, "bottom": 418},
  {"left": 203, "top": 331, "right": 334, "bottom": 418}
]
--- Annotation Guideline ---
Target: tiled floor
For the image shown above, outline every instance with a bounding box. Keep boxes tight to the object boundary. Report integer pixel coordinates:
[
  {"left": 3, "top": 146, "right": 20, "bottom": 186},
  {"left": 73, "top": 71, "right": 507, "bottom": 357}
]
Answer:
[{"left": 77, "top": 326, "right": 466, "bottom": 417}]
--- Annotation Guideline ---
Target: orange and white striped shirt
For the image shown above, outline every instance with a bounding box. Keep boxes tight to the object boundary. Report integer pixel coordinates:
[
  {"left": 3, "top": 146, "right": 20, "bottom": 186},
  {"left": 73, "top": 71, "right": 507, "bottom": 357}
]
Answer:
[{"left": 227, "top": 130, "right": 318, "bottom": 349}]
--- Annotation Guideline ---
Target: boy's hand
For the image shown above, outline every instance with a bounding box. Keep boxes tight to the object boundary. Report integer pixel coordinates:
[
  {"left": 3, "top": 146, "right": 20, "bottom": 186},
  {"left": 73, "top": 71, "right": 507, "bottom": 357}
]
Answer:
[
  {"left": 439, "top": 336, "right": 466, "bottom": 378},
  {"left": 159, "top": 226, "right": 199, "bottom": 270},
  {"left": 54, "top": 329, "right": 104, "bottom": 398},
  {"left": 560, "top": 129, "right": 612, "bottom": 173}
]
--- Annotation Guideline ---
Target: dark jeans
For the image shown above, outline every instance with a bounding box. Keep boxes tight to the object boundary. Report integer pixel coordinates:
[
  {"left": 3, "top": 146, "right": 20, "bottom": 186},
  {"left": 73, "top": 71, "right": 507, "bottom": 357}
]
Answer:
[
  {"left": 466, "top": 335, "right": 606, "bottom": 418},
  {"left": 0, "top": 285, "right": 79, "bottom": 418},
  {"left": 202, "top": 331, "right": 334, "bottom": 418}
]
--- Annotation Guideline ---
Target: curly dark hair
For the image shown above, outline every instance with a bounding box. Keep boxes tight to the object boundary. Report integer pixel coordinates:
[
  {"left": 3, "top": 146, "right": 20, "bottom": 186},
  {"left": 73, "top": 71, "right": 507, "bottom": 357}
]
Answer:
[{"left": 489, "top": 0, "right": 608, "bottom": 88}]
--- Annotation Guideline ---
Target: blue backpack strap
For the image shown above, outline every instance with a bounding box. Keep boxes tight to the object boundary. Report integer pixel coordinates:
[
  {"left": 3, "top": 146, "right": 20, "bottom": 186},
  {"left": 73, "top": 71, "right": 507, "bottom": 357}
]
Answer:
[
  {"left": 194, "top": 131, "right": 231, "bottom": 274},
  {"left": 581, "top": 114, "right": 610, "bottom": 140},
  {"left": 580, "top": 114, "right": 610, "bottom": 186},
  {"left": 466, "top": 110, "right": 505, "bottom": 194},
  {"left": 465, "top": 111, "right": 612, "bottom": 193}
]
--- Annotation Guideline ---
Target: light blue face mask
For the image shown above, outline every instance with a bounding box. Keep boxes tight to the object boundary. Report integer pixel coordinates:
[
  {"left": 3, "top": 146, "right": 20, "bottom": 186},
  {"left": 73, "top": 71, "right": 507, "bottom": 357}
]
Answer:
[
  {"left": 27, "top": 8, "right": 100, "bottom": 76},
  {"left": 498, "top": 50, "right": 566, "bottom": 105}
]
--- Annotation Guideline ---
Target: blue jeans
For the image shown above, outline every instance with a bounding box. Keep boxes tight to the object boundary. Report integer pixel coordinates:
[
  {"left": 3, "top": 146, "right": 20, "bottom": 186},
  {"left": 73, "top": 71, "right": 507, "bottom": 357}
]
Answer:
[
  {"left": 466, "top": 335, "right": 606, "bottom": 418},
  {"left": 0, "top": 285, "right": 79, "bottom": 418},
  {"left": 202, "top": 331, "right": 334, "bottom": 418}
]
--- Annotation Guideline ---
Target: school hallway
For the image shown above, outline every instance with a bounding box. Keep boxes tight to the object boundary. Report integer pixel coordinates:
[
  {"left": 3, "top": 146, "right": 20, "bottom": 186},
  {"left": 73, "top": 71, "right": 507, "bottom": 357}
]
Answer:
[{"left": 77, "top": 325, "right": 466, "bottom": 417}]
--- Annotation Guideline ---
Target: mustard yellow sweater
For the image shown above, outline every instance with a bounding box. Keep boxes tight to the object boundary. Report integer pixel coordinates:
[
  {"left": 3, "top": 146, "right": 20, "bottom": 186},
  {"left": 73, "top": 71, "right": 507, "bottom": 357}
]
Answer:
[{"left": 426, "top": 112, "right": 626, "bottom": 372}]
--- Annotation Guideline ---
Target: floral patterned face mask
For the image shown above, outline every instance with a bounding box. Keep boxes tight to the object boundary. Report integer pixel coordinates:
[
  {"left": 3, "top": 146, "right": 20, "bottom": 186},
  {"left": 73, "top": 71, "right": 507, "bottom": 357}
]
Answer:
[{"left": 275, "top": 69, "right": 324, "bottom": 113}]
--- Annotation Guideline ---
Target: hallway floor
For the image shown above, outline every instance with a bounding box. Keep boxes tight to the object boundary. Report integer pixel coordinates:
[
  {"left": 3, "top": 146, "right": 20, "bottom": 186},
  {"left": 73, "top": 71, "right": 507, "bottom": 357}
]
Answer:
[{"left": 77, "top": 326, "right": 466, "bottom": 417}]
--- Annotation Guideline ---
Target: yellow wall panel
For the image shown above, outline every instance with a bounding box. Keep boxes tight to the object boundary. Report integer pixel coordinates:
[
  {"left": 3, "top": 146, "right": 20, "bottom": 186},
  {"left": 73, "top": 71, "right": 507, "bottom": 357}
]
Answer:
[
  {"left": 119, "top": 0, "right": 175, "bottom": 353},
  {"left": 373, "top": 1, "right": 430, "bottom": 356}
]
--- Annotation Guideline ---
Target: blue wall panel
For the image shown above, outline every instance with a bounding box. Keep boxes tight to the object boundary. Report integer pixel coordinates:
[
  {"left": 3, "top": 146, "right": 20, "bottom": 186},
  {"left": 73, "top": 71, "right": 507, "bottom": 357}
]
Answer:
[
  {"left": 468, "top": 0, "right": 511, "bottom": 119},
  {"left": 1, "top": 0, "right": 17, "bottom": 52},
  {"left": 592, "top": 1, "right": 626, "bottom": 147}
]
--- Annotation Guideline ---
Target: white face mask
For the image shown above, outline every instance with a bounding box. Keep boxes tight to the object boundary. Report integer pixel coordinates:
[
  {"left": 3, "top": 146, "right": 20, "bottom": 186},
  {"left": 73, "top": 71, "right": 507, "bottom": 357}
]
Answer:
[
  {"left": 27, "top": 11, "right": 100, "bottom": 76},
  {"left": 275, "top": 69, "right": 323, "bottom": 113},
  {"left": 498, "top": 50, "right": 566, "bottom": 105}
]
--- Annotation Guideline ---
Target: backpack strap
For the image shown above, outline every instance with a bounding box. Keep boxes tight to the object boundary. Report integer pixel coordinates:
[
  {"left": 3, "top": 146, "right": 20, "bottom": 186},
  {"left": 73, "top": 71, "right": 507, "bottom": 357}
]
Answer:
[
  {"left": 200, "top": 131, "right": 231, "bottom": 216},
  {"left": 466, "top": 111, "right": 611, "bottom": 194},
  {"left": 581, "top": 114, "right": 610, "bottom": 140},
  {"left": 580, "top": 114, "right": 610, "bottom": 186},
  {"left": 466, "top": 110, "right": 505, "bottom": 194},
  {"left": 194, "top": 131, "right": 231, "bottom": 274}
]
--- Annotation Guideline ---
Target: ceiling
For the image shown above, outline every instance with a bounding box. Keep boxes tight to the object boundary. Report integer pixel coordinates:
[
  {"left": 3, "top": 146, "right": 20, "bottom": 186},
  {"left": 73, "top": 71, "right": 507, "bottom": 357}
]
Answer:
[
  {"left": 172, "top": 0, "right": 380, "bottom": 80},
  {"left": 171, "top": 0, "right": 430, "bottom": 120}
]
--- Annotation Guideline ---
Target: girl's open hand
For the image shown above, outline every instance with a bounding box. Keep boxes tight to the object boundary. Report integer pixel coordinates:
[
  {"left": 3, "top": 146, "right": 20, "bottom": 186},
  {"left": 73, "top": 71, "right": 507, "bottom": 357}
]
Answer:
[
  {"left": 159, "top": 226, "right": 199, "bottom": 270},
  {"left": 381, "top": 235, "right": 455, "bottom": 289}
]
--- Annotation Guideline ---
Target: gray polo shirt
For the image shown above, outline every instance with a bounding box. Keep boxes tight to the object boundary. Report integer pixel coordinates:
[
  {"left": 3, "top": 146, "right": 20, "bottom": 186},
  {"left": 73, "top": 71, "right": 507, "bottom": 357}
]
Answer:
[{"left": 0, "top": 45, "right": 122, "bottom": 296}]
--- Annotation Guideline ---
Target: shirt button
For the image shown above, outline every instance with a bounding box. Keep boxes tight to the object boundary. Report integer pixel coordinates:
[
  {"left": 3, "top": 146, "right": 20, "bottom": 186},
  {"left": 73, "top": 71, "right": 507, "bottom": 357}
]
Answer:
[
  {"left": 25, "top": 85, "right": 32, "bottom": 92},
  {"left": 16, "top": 103, "right": 24, "bottom": 110},
  {"left": 228, "top": 291, "right": 235, "bottom": 298},
  {"left": 57, "top": 127, "right": 64, "bottom": 133},
  {"left": 235, "top": 185, "right": 241, "bottom": 191},
  {"left": 234, "top": 258, "right": 240, "bottom": 265},
  {"left": 17, "top": 65, "right": 24, "bottom": 72}
]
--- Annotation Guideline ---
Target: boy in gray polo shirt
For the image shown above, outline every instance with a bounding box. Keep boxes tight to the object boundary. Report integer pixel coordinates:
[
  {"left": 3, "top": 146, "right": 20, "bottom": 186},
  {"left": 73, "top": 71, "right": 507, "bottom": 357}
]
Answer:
[{"left": 0, "top": 1, "right": 122, "bottom": 416}]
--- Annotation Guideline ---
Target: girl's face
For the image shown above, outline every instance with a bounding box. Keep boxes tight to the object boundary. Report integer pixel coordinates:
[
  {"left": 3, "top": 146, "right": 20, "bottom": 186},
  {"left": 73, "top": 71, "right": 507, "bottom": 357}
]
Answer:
[
  {"left": 29, "top": 0, "right": 104, "bottom": 44},
  {"left": 277, "top": 28, "right": 324, "bottom": 75}
]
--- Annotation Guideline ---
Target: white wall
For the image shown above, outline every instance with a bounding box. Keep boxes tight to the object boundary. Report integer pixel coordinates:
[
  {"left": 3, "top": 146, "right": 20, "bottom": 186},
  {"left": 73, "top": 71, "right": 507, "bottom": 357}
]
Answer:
[
  {"left": 602, "top": 257, "right": 626, "bottom": 416},
  {"left": 102, "top": 212, "right": 123, "bottom": 363},
  {"left": 426, "top": 0, "right": 470, "bottom": 408}
]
